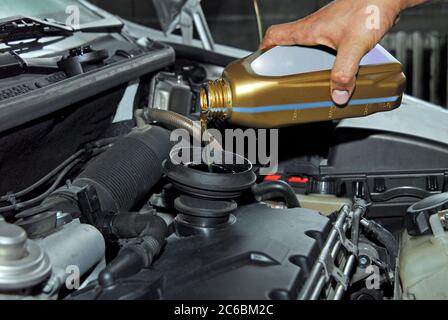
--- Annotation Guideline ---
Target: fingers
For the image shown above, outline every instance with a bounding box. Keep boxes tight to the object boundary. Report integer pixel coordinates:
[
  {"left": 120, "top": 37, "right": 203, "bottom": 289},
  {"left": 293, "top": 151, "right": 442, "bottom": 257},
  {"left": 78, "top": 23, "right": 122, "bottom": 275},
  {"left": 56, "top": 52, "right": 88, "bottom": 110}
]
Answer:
[
  {"left": 260, "top": 20, "right": 313, "bottom": 49},
  {"left": 331, "top": 40, "right": 367, "bottom": 105},
  {"left": 260, "top": 16, "right": 372, "bottom": 107}
]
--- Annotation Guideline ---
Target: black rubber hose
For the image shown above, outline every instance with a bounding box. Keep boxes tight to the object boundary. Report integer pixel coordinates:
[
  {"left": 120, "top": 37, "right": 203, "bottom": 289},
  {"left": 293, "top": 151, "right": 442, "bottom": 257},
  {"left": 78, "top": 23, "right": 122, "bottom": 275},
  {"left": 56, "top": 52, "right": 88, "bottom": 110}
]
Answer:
[
  {"left": 72, "top": 126, "right": 173, "bottom": 212},
  {"left": 252, "top": 180, "right": 301, "bottom": 208},
  {"left": 98, "top": 245, "right": 148, "bottom": 287},
  {"left": 0, "top": 149, "right": 85, "bottom": 203},
  {"left": 0, "top": 159, "right": 81, "bottom": 214},
  {"left": 0, "top": 137, "right": 117, "bottom": 205},
  {"left": 361, "top": 218, "right": 399, "bottom": 270},
  {"left": 98, "top": 245, "right": 147, "bottom": 287},
  {"left": 97, "top": 214, "right": 168, "bottom": 287},
  {"left": 97, "top": 211, "right": 167, "bottom": 240}
]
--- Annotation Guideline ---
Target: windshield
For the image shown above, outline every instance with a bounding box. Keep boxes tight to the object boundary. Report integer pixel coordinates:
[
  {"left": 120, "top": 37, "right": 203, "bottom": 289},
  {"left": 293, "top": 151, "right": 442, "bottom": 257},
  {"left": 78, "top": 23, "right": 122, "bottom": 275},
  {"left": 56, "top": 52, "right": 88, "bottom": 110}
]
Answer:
[{"left": 0, "top": 0, "right": 101, "bottom": 24}]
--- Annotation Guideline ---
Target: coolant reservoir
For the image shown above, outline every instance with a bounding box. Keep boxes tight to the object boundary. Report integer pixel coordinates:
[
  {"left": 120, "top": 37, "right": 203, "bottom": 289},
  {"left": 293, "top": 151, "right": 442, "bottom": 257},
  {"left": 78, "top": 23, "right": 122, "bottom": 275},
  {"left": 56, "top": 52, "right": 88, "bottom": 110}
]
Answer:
[
  {"left": 200, "top": 45, "right": 406, "bottom": 128},
  {"left": 400, "top": 215, "right": 448, "bottom": 300}
]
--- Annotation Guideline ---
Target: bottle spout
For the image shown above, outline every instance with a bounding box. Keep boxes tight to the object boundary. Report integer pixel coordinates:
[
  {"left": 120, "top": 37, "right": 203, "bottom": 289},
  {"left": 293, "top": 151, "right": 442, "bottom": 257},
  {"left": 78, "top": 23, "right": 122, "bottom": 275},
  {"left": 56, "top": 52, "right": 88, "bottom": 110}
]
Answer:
[{"left": 200, "top": 78, "right": 232, "bottom": 120}]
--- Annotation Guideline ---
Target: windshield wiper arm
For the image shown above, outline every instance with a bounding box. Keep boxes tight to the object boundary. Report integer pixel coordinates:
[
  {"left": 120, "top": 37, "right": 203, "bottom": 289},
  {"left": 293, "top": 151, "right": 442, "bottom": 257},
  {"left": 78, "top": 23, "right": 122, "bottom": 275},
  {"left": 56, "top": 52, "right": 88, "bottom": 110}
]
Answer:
[
  {"left": 70, "top": 16, "right": 125, "bottom": 33},
  {"left": 0, "top": 16, "right": 124, "bottom": 42},
  {"left": 0, "top": 16, "right": 71, "bottom": 42}
]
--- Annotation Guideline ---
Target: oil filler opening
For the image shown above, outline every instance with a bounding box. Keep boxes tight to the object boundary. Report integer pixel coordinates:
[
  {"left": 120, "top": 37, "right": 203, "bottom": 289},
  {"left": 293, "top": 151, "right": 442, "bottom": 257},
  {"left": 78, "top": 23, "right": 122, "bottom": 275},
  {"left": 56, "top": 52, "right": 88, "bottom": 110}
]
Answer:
[{"left": 163, "top": 147, "right": 257, "bottom": 236}]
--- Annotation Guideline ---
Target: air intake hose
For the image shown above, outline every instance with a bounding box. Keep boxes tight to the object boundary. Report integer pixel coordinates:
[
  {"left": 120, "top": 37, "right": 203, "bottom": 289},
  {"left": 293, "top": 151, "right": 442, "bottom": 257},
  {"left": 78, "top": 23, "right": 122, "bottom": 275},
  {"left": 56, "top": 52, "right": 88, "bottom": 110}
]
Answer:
[
  {"left": 73, "top": 126, "right": 173, "bottom": 212},
  {"left": 45, "top": 126, "right": 173, "bottom": 214}
]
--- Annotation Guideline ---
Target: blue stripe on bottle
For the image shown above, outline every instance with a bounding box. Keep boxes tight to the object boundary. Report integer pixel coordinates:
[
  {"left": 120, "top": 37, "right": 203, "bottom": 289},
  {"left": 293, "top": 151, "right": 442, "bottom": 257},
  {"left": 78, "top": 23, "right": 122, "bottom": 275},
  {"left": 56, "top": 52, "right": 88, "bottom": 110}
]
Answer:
[{"left": 232, "top": 96, "right": 400, "bottom": 113}]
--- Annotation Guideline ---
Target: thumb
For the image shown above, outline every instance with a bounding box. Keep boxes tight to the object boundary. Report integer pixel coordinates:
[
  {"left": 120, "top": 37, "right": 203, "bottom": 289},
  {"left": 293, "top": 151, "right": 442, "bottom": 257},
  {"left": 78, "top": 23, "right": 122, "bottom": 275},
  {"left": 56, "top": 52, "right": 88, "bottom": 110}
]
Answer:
[
  {"left": 260, "top": 19, "right": 314, "bottom": 49},
  {"left": 331, "top": 41, "right": 367, "bottom": 105}
]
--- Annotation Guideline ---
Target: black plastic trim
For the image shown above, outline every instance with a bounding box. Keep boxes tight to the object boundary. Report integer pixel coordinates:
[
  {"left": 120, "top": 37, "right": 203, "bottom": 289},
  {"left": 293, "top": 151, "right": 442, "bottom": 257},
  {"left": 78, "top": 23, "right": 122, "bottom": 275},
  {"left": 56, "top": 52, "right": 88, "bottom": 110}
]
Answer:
[{"left": 0, "top": 45, "right": 175, "bottom": 133}]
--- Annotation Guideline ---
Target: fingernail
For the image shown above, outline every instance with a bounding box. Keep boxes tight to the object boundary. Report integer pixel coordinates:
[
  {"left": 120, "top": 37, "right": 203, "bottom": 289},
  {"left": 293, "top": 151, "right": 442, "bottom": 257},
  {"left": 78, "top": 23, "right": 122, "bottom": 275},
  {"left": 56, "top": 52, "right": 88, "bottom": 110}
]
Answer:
[{"left": 332, "top": 90, "right": 350, "bottom": 105}]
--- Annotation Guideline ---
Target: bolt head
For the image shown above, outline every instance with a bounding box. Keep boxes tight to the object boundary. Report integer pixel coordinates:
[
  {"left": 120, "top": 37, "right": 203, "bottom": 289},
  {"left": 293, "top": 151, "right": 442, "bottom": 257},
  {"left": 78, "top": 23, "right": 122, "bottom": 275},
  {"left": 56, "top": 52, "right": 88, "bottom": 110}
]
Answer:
[{"left": 358, "top": 255, "right": 370, "bottom": 267}]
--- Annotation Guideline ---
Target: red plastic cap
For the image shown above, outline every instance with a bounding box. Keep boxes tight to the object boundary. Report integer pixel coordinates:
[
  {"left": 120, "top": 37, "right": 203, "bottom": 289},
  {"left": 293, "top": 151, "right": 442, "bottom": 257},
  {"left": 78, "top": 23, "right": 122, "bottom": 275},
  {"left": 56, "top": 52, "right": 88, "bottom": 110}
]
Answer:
[
  {"left": 264, "top": 175, "right": 282, "bottom": 181},
  {"left": 287, "top": 176, "right": 309, "bottom": 183}
]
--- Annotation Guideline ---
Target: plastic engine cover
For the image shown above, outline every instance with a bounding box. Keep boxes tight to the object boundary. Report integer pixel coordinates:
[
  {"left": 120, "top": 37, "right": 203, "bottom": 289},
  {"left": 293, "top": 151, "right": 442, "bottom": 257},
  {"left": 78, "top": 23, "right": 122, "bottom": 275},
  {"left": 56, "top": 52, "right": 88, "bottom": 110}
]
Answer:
[{"left": 70, "top": 204, "right": 331, "bottom": 300}]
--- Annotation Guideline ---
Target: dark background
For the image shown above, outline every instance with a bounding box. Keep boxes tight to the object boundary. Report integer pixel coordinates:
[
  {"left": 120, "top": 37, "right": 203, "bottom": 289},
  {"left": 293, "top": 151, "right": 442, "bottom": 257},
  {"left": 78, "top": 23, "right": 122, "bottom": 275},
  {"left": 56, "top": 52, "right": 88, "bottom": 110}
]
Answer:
[{"left": 90, "top": 0, "right": 448, "bottom": 107}]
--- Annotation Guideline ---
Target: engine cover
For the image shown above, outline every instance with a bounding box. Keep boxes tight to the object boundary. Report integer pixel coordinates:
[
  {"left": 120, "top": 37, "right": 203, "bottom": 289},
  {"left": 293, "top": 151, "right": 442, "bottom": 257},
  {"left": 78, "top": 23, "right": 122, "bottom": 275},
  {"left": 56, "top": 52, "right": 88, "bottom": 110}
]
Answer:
[{"left": 70, "top": 204, "right": 331, "bottom": 300}]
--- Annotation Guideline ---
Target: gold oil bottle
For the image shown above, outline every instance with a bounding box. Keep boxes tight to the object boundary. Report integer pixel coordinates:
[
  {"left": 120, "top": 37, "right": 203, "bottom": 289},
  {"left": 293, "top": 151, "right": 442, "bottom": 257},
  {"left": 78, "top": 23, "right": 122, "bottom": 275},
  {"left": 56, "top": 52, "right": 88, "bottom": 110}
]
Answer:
[{"left": 200, "top": 45, "right": 406, "bottom": 128}]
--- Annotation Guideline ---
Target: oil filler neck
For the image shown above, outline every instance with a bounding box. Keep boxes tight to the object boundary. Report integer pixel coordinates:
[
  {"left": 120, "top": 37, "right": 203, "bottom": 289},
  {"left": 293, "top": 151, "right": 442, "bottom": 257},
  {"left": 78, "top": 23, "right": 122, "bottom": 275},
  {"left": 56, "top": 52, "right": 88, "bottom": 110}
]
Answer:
[{"left": 200, "top": 78, "right": 232, "bottom": 121}]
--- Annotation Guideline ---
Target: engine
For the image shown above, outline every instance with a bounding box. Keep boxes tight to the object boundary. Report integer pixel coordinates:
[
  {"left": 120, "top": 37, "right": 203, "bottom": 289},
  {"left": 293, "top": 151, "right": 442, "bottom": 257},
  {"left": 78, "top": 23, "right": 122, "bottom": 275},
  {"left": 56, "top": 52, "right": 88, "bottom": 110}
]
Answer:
[{"left": 0, "top": 122, "right": 398, "bottom": 300}]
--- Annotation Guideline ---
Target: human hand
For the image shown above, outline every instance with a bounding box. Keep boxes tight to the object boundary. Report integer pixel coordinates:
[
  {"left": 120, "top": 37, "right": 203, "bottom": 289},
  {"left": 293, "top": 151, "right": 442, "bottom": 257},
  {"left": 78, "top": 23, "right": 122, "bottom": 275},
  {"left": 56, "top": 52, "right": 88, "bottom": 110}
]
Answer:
[{"left": 260, "top": 0, "right": 426, "bottom": 105}]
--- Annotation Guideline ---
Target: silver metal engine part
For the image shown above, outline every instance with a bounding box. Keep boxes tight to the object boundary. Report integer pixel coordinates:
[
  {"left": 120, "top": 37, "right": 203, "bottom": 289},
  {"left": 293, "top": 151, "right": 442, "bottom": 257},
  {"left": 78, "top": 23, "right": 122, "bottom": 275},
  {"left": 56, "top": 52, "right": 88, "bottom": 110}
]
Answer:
[
  {"left": 0, "top": 218, "right": 105, "bottom": 298},
  {"left": 35, "top": 220, "right": 105, "bottom": 295},
  {"left": 298, "top": 202, "right": 367, "bottom": 300},
  {"left": 147, "top": 72, "right": 193, "bottom": 115},
  {"left": 0, "top": 221, "right": 51, "bottom": 291}
]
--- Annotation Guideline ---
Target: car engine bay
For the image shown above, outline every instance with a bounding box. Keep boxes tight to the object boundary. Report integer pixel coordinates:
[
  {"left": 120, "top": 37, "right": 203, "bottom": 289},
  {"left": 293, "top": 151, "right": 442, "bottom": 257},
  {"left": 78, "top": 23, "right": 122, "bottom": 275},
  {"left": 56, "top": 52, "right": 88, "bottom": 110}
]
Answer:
[{"left": 1, "top": 21, "right": 448, "bottom": 301}]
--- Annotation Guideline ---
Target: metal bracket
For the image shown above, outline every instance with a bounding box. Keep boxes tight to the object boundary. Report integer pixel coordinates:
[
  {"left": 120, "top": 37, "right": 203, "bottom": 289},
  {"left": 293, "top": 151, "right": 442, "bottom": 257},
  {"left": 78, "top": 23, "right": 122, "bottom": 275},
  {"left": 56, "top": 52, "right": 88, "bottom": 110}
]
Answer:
[
  {"left": 334, "top": 213, "right": 358, "bottom": 255},
  {"left": 319, "top": 254, "right": 350, "bottom": 290},
  {"left": 318, "top": 208, "right": 357, "bottom": 290},
  {"left": 155, "top": 0, "right": 215, "bottom": 51}
]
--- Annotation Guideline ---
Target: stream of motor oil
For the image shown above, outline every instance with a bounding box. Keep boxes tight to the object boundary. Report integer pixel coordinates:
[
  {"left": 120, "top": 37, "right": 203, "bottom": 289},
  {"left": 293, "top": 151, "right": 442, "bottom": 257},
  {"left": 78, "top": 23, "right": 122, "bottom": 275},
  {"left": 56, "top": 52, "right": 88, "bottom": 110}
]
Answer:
[{"left": 200, "top": 117, "right": 214, "bottom": 173}]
